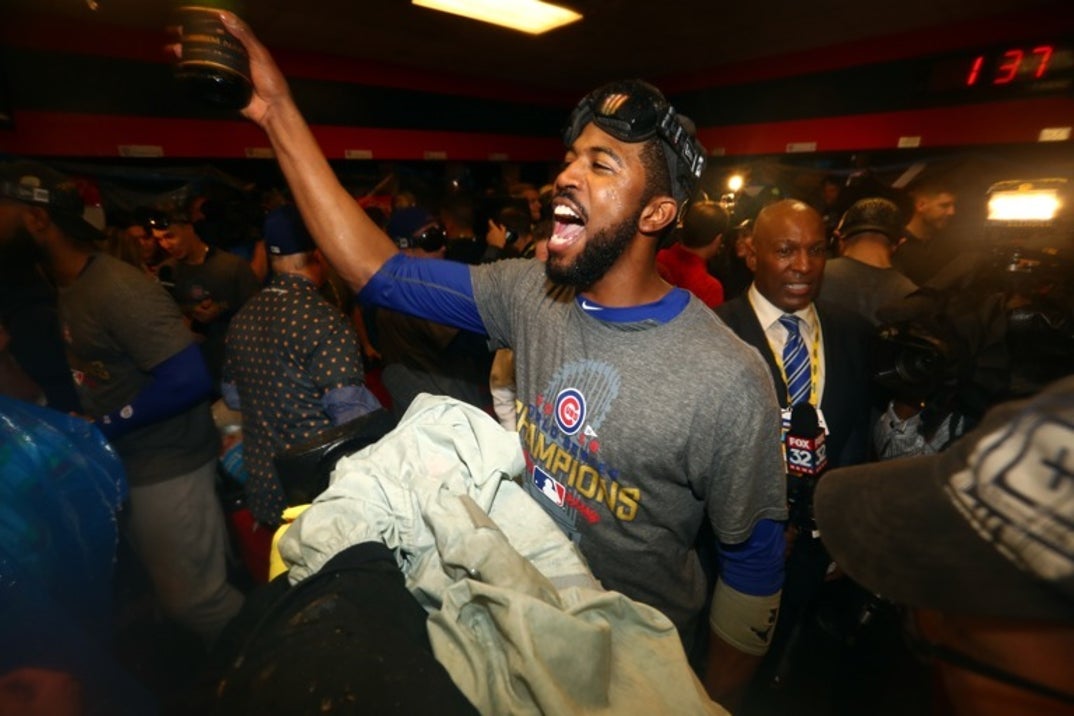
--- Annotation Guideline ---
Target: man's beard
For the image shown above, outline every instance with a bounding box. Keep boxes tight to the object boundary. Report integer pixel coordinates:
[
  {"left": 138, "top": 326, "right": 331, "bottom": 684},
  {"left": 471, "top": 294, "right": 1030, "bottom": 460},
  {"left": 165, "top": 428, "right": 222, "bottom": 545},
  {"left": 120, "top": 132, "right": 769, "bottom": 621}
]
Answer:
[{"left": 545, "top": 209, "right": 639, "bottom": 290}]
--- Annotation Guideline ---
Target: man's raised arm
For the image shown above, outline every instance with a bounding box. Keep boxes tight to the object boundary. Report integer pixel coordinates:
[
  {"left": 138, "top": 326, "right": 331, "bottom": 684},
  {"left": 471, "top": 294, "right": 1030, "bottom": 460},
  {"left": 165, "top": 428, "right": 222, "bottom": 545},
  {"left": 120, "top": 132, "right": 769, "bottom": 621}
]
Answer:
[{"left": 178, "top": 12, "right": 397, "bottom": 292}]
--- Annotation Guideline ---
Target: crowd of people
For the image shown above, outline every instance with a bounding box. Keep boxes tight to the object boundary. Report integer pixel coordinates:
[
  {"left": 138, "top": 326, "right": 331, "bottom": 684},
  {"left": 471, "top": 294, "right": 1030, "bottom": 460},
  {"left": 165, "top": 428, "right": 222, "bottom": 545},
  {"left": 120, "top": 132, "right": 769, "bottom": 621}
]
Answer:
[{"left": 1, "top": 10, "right": 1072, "bottom": 716}]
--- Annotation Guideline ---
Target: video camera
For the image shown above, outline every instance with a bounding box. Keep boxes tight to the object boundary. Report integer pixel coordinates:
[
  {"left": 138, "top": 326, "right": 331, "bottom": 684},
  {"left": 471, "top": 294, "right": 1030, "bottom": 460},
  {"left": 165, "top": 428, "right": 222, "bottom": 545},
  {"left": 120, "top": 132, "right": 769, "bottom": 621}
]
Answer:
[{"left": 873, "top": 177, "right": 1074, "bottom": 416}]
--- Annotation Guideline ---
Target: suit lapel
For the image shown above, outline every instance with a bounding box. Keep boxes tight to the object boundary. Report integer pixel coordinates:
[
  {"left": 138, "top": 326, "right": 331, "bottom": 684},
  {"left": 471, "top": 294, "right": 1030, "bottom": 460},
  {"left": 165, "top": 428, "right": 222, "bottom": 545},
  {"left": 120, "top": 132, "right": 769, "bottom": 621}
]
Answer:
[{"left": 731, "top": 299, "right": 788, "bottom": 408}]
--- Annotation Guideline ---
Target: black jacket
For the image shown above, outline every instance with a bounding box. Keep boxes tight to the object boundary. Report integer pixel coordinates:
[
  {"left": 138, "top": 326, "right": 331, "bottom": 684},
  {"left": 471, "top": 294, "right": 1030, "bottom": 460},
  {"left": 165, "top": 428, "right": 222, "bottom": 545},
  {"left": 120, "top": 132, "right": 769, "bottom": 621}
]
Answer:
[{"left": 716, "top": 296, "right": 873, "bottom": 468}]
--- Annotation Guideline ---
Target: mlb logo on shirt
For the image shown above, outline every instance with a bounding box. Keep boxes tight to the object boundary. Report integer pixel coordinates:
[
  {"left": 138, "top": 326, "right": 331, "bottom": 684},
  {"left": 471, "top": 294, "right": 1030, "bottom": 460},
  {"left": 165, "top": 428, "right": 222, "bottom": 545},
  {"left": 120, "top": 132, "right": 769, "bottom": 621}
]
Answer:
[{"left": 533, "top": 466, "right": 566, "bottom": 507}]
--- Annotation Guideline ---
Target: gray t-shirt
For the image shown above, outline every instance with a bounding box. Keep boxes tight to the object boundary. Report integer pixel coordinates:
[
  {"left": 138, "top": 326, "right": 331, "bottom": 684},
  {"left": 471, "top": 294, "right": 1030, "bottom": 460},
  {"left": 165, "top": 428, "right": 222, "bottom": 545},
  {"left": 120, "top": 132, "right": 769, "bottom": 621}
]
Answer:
[
  {"left": 821, "top": 257, "right": 918, "bottom": 325},
  {"left": 59, "top": 254, "right": 218, "bottom": 485},
  {"left": 471, "top": 259, "right": 787, "bottom": 630},
  {"left": 160, "top": 247, "right": 260, "bottom": 384}
]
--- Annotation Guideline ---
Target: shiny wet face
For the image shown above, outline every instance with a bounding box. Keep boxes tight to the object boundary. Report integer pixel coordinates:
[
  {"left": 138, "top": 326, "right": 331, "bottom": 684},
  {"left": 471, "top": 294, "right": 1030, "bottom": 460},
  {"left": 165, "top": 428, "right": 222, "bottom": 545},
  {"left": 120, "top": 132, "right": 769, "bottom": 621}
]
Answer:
[
  {"left": 748, "top": 202, "right": 827, "bottom": 313},
  {"left": 546, "top": 123, "right": 648, "bottom": 289}
]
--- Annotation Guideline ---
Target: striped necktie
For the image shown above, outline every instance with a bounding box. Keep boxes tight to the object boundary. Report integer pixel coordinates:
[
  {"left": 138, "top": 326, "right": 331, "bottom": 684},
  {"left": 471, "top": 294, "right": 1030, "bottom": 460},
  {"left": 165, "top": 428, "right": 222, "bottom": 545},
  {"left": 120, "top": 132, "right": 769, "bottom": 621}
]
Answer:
[{"left": 778, "top": 314, "right": 810, "bottom": 406}]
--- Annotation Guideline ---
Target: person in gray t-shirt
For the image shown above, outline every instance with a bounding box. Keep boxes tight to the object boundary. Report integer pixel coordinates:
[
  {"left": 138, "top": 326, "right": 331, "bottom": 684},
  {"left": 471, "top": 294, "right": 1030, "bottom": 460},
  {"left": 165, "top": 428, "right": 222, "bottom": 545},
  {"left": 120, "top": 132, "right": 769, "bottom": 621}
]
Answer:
[
  {"left": 220, "top": 15, "right": 787, "bottom": 707},
  {"left": 822, "top": 197, "right": 918, "bottom": 324},
  {"left": 0, "top": 160, "right": 243, "bottom": 645}
]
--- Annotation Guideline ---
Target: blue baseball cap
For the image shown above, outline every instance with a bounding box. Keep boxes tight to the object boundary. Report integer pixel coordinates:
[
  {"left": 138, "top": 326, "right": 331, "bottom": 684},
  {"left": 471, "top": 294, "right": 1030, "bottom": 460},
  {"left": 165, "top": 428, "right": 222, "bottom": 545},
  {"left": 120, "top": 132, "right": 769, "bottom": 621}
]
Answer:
[
  {"left": 263, "top": 204, "right": 316, "bottom": 256},
  {"left": 385, "top": 207, "right": 435, "bottom": 244}
]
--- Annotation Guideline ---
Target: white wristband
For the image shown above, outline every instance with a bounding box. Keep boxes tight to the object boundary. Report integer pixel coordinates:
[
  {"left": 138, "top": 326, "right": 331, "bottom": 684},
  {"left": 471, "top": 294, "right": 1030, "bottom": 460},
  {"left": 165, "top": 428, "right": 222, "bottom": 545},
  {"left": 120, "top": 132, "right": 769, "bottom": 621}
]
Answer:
[{"left": 709, "top": 578, "right": 781, "bottom": 656}]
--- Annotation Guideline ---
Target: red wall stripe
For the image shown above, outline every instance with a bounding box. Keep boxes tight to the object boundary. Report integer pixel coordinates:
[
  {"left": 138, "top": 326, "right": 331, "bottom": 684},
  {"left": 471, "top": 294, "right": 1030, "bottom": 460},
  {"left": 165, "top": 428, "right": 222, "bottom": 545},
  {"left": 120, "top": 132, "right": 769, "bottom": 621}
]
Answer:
[
  {"left": 0, "top": 12, "right": 570, "bottom": 105},
  {"left": 6, "top": 97, "right": 1069, "bottom": 160},
  {"left": 0, "top": 110, "right": 563, "bottom": 161},
  {"left": 698, "top": 98, "right": 1074, "bottom": 156}
]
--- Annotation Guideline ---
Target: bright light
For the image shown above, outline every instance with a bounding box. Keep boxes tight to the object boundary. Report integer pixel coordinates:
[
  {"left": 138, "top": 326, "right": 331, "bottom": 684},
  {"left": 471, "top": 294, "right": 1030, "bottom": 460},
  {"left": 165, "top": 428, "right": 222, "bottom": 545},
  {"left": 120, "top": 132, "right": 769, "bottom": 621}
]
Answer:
[
  {"left": 988, "top": 190, "right": 1061, "bottom": 222},
  {"left": 727, "top": 174, "right": 744, "bottom": 192},
  {"left": 413, "top": 0, "right": 582, "bottom": 34}
]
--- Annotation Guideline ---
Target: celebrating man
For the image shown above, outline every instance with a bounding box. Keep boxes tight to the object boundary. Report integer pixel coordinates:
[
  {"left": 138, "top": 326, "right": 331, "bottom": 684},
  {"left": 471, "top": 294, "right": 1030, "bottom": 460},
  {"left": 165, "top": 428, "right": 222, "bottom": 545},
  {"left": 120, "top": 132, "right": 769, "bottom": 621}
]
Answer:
[{"left": 193, "top": 13, "right": 788, "bottom": 706}]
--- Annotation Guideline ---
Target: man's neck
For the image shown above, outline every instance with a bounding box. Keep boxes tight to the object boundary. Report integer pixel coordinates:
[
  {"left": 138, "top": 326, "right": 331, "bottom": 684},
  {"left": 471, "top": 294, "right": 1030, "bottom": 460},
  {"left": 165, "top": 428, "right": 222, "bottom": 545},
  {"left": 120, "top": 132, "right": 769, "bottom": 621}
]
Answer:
[
  {"left": 842, "top": 237, "right": 894, "bottom": 268},
  {"left": 905, "top": 216, "right": 933, "bottom": 242},
  {"left": 747, "top": 283, "right": 815, "bottom": 321},
  {"left": 580, "top": 243, "right": 669, "bottom": 307},
  {"left": 677, "top": 243, "right": 710, "bottom": 261},
  {"left": 278, "top": 266, "right": 320, "bottom": 287},
  {"left": 445, "top": 225, "right": 474, "bottom": 240},
  {"left": 183, "top": 240, "right": 211, "bottom": 266},
  {"left": 49, "top": 242, "right": 94, "bottom": 287}
]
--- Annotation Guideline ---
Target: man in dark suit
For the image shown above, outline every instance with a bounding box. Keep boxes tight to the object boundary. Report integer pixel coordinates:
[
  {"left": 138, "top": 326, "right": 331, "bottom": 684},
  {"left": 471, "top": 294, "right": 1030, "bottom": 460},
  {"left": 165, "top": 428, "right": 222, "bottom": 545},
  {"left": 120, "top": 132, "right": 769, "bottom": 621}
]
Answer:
[
  {"left": 716, "top": 199, "right": 874, "bottom": 708},
  {"left": 717, "top": 199, "right": 872, "bottom": 468}
]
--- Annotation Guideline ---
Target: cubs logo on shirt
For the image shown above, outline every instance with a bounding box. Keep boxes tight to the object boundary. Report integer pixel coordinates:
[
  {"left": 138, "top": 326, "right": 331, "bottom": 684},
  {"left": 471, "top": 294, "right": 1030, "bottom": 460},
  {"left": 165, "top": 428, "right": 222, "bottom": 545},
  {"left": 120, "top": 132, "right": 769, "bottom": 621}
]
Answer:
[{"left": 554, "top": 387, "right": 586, "bottom": 436}]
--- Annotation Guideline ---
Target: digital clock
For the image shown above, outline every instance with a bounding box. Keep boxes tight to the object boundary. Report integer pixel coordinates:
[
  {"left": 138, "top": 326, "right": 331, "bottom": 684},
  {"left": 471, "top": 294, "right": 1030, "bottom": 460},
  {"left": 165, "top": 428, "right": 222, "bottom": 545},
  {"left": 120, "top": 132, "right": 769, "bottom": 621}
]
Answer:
[
  {"left": 967, "top": 45, "right": 1055, "bottom": 86},
  {"left": 929, "top": 42, "right": 1074, "bottom": 96}
]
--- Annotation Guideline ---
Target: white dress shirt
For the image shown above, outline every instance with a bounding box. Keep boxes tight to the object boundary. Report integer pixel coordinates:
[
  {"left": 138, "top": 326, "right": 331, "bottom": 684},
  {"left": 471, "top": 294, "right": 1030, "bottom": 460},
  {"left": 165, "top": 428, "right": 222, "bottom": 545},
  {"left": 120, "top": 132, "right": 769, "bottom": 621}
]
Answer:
[{"left": 746, "top": 283, "right": 826, "bottom": 405}]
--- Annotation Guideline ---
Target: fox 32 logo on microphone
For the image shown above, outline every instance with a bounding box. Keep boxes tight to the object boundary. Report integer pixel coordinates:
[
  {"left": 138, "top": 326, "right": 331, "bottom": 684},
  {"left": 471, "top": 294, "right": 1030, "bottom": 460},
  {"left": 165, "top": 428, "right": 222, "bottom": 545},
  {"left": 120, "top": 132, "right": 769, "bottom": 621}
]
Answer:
[{"left": 786, "top": 433, "right": 827, "bottom": 477}]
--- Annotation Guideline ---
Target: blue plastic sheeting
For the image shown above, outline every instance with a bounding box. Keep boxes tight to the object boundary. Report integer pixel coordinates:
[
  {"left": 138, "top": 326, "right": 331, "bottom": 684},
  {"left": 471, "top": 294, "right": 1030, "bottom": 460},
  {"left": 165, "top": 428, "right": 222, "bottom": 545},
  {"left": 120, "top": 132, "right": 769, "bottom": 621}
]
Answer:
[
  {"left": 0, "top": 397, "right": 159, "bottom": 716},
  {"left": 0, "top": 396, "right": 126, "bottom": 633}
]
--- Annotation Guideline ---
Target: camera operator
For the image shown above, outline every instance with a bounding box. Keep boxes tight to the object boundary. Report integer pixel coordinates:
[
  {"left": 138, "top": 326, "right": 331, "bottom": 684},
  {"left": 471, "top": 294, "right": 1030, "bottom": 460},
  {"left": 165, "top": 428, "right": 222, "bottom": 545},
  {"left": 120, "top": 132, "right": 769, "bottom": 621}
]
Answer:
[
  {"left": 873, "top": 180, "right": 1074, "bottom": 460},
  {"left": 816, "top": 375, "right": 1074, "bottom": 716}
]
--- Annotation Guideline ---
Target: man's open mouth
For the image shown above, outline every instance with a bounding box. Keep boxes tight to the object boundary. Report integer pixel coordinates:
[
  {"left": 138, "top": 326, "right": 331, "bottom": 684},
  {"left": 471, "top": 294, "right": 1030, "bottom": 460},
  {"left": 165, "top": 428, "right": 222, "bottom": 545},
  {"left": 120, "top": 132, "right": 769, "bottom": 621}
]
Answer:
[{"left": 550, "top": 202, "right": 586, "bottom": 251}]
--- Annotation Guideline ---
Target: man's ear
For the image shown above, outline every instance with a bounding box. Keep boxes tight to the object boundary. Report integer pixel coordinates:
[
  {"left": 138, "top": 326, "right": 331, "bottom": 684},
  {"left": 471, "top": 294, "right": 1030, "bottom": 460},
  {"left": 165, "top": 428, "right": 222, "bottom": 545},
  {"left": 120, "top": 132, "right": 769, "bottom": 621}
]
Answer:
[
  {"left": 833, "top": 232, "right": 845, "bottom": 256},
  {"left": 744, "top": 236, "right": 758, "bottom": 272},
  {"left": 708, "top": 233, "right": 725, "bottom": 259},
  {"left": 638, "top": 196, "right": 679, "bottom": 235}
]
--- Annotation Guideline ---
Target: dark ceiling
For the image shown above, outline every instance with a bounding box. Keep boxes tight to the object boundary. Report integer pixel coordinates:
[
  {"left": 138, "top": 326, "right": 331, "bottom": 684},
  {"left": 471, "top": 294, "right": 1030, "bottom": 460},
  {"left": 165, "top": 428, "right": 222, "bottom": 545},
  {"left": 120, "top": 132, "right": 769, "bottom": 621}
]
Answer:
[{"left": 8, "top": 0, "right": 1069, "bottom": 93}]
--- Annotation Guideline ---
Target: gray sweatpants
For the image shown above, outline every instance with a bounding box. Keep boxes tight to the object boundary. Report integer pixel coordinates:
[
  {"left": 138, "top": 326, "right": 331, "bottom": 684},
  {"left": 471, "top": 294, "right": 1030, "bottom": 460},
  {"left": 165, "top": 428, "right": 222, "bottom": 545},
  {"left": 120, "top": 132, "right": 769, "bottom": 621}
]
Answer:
[{"left": 127, "top": 458, "right": 244, "bottom": 645}]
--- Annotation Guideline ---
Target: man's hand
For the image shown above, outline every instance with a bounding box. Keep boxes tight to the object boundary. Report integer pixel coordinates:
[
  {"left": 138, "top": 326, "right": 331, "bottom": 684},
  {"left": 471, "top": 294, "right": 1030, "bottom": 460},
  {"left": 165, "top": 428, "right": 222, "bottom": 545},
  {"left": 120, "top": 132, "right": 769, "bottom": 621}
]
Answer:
[
  {"left": 167, "top": 11, "right": 291, "bottom": 128},
  {"left": 361, "top": 343, "right": 382, "bottom": 364},
  {"left": 486, "top": 219, "right": 508, "bottom": 250},
  {"left": 891, "top": 398, "right": 924, "bottom": 420},
  {"left": 219, "top": 11, "right": 292, "bottom": 126},
  {"left": 168, "top": 8, "right": 398, "bottom": 293},
  {"left": 704, "top": 630, "right": 762, "bottom": 712},
  {"left": 191, "top": 297, "right": 224, "bottom": 324}
]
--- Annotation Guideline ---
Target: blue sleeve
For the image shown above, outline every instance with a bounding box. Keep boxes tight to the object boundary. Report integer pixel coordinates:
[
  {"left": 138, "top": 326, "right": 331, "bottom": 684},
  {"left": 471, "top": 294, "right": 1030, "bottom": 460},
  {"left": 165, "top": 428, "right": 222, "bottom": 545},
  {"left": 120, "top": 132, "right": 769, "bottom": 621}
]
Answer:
[
  {"left": 357, "top": 253, "right": 486, "bottom": 335},
  {"left": 221, "top": 380, "right": 241, "bottom": 411},
  {"left": 322, "top": 385, "right": 382, "bottom": 425},
  {"left": 717, "top": 518, "right": 785, "bottom": 596},
  {"left": 96, "top": 343, "right": 212, "bottom": 441}
]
